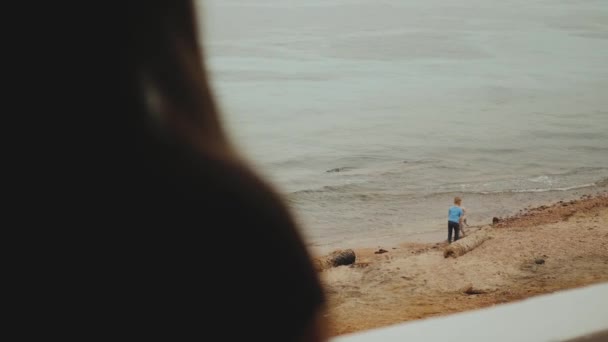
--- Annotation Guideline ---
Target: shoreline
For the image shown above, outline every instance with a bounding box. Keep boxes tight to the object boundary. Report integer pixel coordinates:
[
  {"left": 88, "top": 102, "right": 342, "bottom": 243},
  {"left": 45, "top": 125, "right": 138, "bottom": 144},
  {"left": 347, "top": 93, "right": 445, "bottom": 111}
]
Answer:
[
  {"left": 307, "top": 185, "right": 608, "bottom": 255},
  {"left": 321, "top": 192, "right": 608, "bottom": 336}
]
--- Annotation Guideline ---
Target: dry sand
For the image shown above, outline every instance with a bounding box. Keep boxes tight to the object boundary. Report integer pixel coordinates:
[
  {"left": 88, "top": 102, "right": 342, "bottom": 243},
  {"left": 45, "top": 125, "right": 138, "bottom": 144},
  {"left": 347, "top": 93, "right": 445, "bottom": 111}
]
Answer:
[{"left": 321, "top": 193, "right": 608, "bottom": 336}]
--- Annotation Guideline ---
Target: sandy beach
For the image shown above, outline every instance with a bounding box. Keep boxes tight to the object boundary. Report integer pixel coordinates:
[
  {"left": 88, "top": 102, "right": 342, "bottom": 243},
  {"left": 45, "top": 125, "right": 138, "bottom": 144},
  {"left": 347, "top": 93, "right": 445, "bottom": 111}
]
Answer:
[{"left": 320, "top": 193, "right": 608, "bottom": 337}]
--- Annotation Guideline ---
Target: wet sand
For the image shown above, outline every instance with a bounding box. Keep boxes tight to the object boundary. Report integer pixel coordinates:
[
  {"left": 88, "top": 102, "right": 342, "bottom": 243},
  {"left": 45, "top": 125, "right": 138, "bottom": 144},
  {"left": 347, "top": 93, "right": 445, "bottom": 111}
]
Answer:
[{"left": 320, "top": 193, "right": 608, "bottom": 336}]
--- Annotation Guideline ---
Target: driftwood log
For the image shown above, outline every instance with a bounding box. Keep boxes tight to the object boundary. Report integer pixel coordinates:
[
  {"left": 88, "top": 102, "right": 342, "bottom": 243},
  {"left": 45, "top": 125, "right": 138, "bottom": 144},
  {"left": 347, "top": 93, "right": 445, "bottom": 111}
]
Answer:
[
  {"left": 313, "top": 249, "right": 356, "bottom": 271},
  {"left": 444, "top": 230, "right": 491, "bottom": 258}
]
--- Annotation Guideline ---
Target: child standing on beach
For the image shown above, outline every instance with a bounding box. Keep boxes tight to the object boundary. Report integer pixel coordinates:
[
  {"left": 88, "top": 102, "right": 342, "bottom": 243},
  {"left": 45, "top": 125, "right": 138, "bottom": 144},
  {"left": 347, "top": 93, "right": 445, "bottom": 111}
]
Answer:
[{"left": 448, "top": 197, "right": 464, "bottom": 243}]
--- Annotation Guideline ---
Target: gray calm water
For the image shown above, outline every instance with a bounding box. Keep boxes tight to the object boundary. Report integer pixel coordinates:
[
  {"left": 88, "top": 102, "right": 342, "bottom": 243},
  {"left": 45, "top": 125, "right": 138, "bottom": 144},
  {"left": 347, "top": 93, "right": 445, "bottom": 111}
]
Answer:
[{"left": 199, "top": 0, "right": 608, "bottom": 251}]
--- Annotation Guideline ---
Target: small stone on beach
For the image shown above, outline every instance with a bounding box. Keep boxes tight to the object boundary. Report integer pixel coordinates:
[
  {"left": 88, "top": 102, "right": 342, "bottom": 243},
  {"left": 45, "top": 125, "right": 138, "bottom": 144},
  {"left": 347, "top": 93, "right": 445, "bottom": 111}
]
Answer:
[{"left": 461, "top": 284, "right": 486, "bottom": 295}]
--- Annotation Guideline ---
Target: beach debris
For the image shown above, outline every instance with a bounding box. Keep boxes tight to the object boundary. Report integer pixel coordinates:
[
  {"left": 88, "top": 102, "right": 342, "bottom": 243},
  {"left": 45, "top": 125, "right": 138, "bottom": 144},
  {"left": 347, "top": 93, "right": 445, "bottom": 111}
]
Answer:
[
  {"left": 535, "top": 258, "right": 545, "bottom": 265},
  {"left": 461, "top": 284, "right": 486, "bottom": 295},
  {"left": 444, "top": 231, "right": 491, "bottom": 258},
  {"left": 313, "top": 249, "right": 356, "bottom": 271},
  {"left": 375, "top": 249, "right": 388, "bottom": 254},
  {"left": 492, "top": 217, "right": 500, "bottom": 225}
]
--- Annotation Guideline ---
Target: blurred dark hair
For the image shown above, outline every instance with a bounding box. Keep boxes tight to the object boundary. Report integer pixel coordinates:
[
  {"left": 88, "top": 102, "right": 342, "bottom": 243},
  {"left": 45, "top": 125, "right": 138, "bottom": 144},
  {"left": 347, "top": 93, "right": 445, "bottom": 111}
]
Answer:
[
  {"left": 120, "top": 1, "right": 232, "bottom": 156},
  {"left": 53, "top": 2, "right": 328, "bottom": 341}
]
